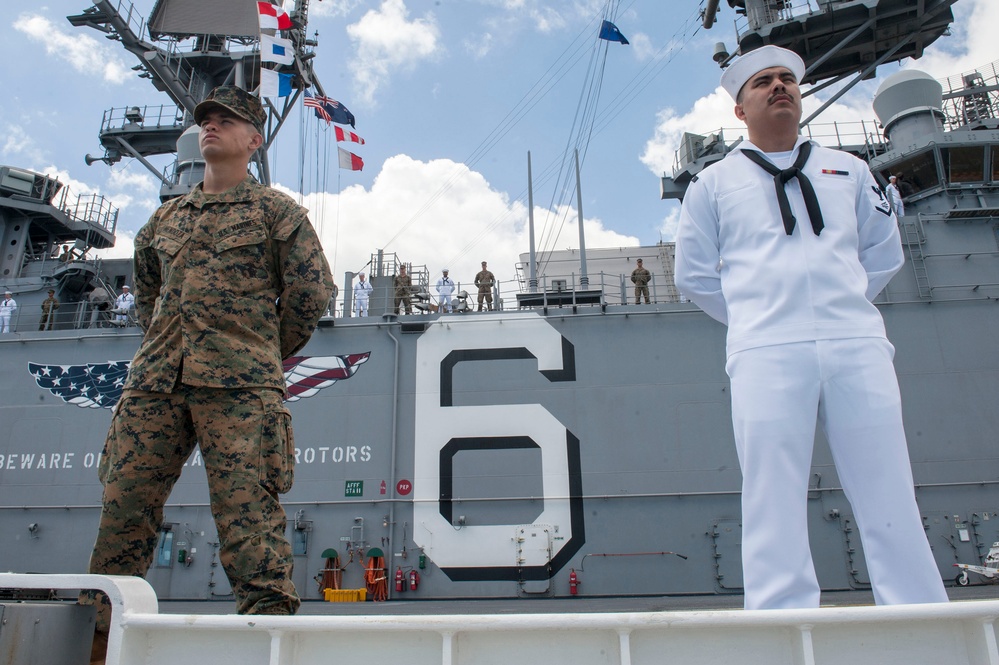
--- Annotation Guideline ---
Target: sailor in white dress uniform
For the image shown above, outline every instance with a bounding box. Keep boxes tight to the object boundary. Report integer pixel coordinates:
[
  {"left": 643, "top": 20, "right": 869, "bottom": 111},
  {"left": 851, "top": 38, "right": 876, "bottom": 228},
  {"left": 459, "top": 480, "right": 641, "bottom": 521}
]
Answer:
[
  {"left": 675, "top": 45, "right": 947, "bottom": 611},
  {"left": 435, "top": 268, "right": 455, "bottom": 313},
  {"left": 353, "top": 272, "right": 373, "bottom": 317}
]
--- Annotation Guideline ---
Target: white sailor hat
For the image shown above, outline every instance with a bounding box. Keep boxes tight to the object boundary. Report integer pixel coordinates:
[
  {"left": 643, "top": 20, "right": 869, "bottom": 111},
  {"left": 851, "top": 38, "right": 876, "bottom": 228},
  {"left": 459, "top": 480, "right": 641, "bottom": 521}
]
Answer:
[
  {"left": 442, "top": 267, "right": 449, "bottom": 272},
  {"left": 122, "top": 285, "right": 130, "bottom": 289},
  {"left": 720, "top": 45, "right": 805, "bottom": 102}
]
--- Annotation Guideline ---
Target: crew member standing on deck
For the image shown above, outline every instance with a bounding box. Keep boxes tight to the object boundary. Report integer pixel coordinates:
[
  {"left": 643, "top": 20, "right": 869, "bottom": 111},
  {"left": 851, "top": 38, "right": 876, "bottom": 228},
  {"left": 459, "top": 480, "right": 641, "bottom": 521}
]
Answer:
[
  {"left": 353, "top": 272, "right": 373, "bottom": 317},
  {"left": 474, "top": 261, "right": 495, "bottom": 311},
  {"left": 113, "top": 285, "right": 134, "bottom": 324},
  {"left": 82, "top": 86, "right": 334, "bottom": 658},
  {"left": 39, "top": 289, "right": 60, "bottom": 331},
  {"left": 394, "top": 264, "right": 413, "bottom": 315},
  {"left": 630, "top": 258, "right": 651, "bottom": 304},
  {"left": 435, "top": 268, "right": 455, "bottom": 313},
  {"left": 674, "top": 46, "right": 947, "bottom": 611},
  {"left": 0, "top": 290, "right": 16, "bottom": 333},
  {"left": 886, "top": 175, "right": 905, "bottom": 217}
]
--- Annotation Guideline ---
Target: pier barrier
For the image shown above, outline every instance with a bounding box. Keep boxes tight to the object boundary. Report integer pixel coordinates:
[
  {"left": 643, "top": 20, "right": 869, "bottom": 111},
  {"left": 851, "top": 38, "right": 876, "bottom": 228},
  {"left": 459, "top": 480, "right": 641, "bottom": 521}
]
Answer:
[{"left": 0, "top": 573, "right": 997, "bottom": 665}]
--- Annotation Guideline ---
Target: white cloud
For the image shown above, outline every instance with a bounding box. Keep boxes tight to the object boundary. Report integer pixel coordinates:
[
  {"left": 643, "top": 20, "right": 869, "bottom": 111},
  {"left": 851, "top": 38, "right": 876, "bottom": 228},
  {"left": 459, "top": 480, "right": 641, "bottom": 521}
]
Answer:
[
  {"left": 898, "top": 0, "right": 999, "bottom": 79},
  {"left": 278, "top": 154, "right": 635, "bottom": 293},
  {"left": 1, "top": 125, "right": 46, "bottom": 165},
  {"left": 640, "top": 87, "right": 738, "bottom": 177},
  {"left": 641, "top": 0, "right": 998, "bottom": 181},
  {"left": 93, "top": 230, "right": 136, "bottom": 261},
  {"left": 658, "top": 205, "right": 681, "bottom": 242},
  {"left": 346, "top": 0, "right": 442, "bottom": 106},
  {"left": 526, "top": 6, "right": 566, "bottom": 34},
  {"left": 103, "top": 168, "right": 160, "bottom": 219},
  {"left": 106, "top": 168, "right": 157, "bottom": 193},
  {"left": 37, "top": 167, "right": 98, "bottom": 198},
  {"left": 307, "top": 0, "right": 363, "bottom": 19},
  {"left": 16, "top": 13, "right": 132, "bottom": 84},
  {"left": 464, "top": 32, "right": 495, "bottom": 59},
  {"left": 629, "top": 33, "right": 655, "bottom": 61}
]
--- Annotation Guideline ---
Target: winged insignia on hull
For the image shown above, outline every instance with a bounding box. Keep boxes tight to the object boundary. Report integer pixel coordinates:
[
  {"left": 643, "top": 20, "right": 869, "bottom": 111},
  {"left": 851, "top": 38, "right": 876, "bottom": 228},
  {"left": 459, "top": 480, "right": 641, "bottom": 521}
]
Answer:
[
  {"left": 28, "top": 354, "right": 371, "bottom": 409},
  {"left": 282, "top": 353, "right": 370, "bottom": 402},
  {"left": 27, "top": 361, "right": 130, "bottom": 409}
]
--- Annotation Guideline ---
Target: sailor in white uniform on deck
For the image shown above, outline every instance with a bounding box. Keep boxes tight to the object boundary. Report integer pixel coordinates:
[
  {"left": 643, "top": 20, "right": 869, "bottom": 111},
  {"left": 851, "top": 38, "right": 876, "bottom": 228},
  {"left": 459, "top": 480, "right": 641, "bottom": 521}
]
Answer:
[
  {"left": 435, "top": 268, "right": 455, "bottom": 313},
  {"left": 353, "top": 272, "right": 373, "bottom": 317},
  {"left": 886, "top": 175, "right": 905, "bottom": 217},
  {"left": 0, "top": 290, "right": 17, "bottom": 333},
  {"left": 113, "top": 285, "right": 134, "bottom": 324},
  {"left": 675, "top": 45, "right": 947, "bottom": 611}
]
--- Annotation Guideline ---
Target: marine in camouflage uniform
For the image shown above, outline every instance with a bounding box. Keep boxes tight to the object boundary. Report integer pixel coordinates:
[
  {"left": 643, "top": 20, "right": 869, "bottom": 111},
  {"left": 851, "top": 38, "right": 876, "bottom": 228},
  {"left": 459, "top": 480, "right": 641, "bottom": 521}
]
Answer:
[
  {"left": 39, "top": 289, "right": 59, "bottom": 330},
  {"left": 394, "top": 264, "right": 413, "bottom": 314},
  {"left": 84, "top": 87, "right": 334, "bottom": 631},
  {"left": 474, "top": 261, "right": 495, "bottom": 311},
  {"left": 630, "top": 258, "right": 651, "bottom": 304}
]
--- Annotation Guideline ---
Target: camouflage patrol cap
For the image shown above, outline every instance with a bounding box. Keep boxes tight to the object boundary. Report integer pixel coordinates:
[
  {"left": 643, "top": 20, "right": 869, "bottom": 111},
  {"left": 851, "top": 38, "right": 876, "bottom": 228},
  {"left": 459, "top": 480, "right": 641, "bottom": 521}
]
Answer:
[{"left": 194, "top": 86, "right": 266, "bottom": 133}]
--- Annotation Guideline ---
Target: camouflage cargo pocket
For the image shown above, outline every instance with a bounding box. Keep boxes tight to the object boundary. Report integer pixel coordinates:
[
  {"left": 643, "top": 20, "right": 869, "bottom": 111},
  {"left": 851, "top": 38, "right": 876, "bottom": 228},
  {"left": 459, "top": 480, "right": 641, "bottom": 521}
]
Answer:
[{"left": 259, "top": 391, "right": 295, "bottom": 494}]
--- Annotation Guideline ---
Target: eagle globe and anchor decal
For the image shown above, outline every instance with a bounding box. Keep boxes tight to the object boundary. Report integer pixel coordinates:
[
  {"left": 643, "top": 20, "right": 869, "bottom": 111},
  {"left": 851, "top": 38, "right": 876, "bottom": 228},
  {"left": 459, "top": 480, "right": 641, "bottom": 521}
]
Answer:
[{"left": 26, "top": 312, "right": 586, "bottom": 584}]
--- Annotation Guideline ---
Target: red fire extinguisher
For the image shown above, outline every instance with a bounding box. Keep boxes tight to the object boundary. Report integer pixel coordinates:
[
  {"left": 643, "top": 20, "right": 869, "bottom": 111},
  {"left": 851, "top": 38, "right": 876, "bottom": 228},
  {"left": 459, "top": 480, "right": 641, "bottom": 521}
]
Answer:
[
  {"left": 395, "top": 566, "right": 405, "bottom": 592},
  {"left": 409, "top": 569, "right": 420, "bottom": 591},
  {"left": 569, "top": 569, "right": 579, "bottom": 596}
]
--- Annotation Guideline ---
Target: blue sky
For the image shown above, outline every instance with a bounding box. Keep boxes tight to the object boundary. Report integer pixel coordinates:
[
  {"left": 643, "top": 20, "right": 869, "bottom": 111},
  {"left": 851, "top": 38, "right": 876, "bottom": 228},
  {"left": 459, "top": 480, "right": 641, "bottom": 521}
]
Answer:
[{"left": 3, "top": 0, "right": 994, "bottom": 289}]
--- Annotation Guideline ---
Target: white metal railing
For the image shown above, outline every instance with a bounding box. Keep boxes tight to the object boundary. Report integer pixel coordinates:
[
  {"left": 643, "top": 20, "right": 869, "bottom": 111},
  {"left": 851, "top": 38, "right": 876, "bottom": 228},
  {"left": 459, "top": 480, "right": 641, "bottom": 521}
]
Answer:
[
  {"left": 0, "top": 573, "right": 997, "bottom": 665},
  {"left": 670, "top": 120, "right": 888, "bottom": 176},
  {"left": 0, "top": 298, "right": 137, "bottom": 333},
  {"left": 734, "top": 0, "right": 823, "bottom": 39}
]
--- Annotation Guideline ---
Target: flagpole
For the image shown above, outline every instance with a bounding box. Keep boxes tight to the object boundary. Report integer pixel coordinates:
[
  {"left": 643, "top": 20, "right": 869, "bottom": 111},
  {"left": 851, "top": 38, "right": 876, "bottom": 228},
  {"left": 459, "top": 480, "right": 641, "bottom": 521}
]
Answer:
[
  {"left": 332, "top": 165, "right": 342, "bottom": 280},
  {"left": 527, "top": 151, "right": 538, "bottom": 292},
  {"left": 298, "top": 93, "right": 306, "bottom": 205},
  {"left": 574, "top": 149, "right": 589, "bottom": 288}
]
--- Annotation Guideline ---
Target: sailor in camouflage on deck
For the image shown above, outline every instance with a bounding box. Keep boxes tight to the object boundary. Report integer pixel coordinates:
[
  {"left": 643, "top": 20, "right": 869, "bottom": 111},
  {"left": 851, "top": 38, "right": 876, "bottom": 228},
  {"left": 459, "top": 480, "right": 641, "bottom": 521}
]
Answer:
[{"left": 84, "top": 86, "right": 334, "bottom": 631}]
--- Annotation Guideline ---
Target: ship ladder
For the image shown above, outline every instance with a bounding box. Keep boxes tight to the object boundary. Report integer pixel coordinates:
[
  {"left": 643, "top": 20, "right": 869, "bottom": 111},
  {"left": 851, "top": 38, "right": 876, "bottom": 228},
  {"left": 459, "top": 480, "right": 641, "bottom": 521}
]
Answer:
[{"left": 901, "top": 215, "right": 931, "bottom": 298}]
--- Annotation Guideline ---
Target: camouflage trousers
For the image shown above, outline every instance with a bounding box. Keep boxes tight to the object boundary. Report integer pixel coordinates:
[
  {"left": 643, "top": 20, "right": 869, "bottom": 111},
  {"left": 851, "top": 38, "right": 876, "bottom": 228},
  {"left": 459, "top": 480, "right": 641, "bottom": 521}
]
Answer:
[
  {"left": 394, "top": 291, "right": 412, "bottom": 314},
  {"left": 476, "top": 289, "right": 493, "bottom": 311},
  {"left": 634, "top": 285, "right": 650, "bottom": 304},
  {"left": 83, "top": 385, "right": 300, "bottom": 629}
]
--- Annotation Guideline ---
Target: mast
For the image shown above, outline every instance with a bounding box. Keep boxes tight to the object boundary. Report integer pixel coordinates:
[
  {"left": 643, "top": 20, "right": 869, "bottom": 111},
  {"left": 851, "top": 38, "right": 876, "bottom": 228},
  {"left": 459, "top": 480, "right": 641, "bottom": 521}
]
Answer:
[
  {"left": 527, "top": 151, "right": 538, "bottom": 291},
  {"left": 574, "top": 149, "right": 588, "bottom": 289},
  {"left": 664, "top": 0, "right": 959, "bottom": 202},
  {"left": 67, "top": 0, "right": 326, "bottom": 198}
]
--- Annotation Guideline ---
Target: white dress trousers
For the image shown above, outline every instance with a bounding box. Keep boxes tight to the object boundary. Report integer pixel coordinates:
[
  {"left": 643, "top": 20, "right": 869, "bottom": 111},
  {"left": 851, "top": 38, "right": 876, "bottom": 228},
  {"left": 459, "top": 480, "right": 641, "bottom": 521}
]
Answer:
[{"left": 726, "top": 337, "right": 949, "bottom": 609}]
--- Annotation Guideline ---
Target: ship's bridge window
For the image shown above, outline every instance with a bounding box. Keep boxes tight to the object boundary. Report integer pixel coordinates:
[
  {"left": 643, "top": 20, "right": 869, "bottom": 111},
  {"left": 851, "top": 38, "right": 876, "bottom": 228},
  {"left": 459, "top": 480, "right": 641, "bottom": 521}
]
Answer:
[
  {"left": 881, "top": 150, "right": 940, "bottom": 198},
  {"left": 941, "top": 146, "right": 985, "bottom": 184},
  {"left": 990, "top": 146, "right": 999, "bottom": 182}
]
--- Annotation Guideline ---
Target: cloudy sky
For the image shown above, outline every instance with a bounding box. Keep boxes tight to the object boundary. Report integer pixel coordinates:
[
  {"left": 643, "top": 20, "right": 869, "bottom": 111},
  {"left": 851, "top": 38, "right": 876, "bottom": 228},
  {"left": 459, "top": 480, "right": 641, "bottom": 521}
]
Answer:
[{"left": 3, "top": 0, "right": 995, "bottom": 291}]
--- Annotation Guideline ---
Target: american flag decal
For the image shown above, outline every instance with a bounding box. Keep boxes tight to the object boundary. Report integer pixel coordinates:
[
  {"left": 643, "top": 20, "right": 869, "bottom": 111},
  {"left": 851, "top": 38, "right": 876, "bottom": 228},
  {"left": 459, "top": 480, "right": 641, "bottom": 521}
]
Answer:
[
  {"left": 28, "top": 361, "right": 130, "bottom": 409},
  {"left": 29, "top": 354, "right": 371, "bottom": 409},
  {"left": 282, "top": 353, "right": 370, "bottom": 401}
]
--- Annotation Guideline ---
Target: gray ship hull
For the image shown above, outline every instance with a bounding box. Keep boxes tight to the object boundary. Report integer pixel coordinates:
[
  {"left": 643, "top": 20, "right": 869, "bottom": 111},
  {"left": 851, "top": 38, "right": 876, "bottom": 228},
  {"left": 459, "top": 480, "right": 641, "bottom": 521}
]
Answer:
[{"left": 3, "top": 281, "right": 997, "bottom": 602}]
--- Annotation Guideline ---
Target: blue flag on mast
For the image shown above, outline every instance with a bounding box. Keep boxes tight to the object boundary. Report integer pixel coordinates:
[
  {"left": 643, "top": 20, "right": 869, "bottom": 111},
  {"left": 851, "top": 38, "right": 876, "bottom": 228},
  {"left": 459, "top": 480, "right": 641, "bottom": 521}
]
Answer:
[{"left": 598, "top": 20, "right": 629, "bottom": 45}]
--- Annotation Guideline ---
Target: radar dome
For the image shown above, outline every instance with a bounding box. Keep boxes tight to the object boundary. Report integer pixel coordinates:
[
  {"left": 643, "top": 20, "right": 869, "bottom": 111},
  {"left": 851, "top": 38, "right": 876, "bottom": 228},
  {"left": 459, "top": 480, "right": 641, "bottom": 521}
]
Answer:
[{"left": 873, "top": 69, "right": 945, "bottom": 147}]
